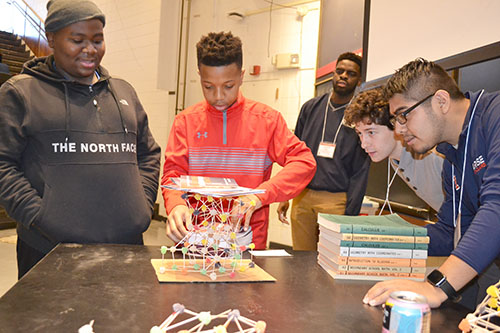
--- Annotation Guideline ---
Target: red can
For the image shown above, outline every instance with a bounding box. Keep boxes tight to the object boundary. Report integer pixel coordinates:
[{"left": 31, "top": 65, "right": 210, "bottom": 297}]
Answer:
[{"left": 382, "top": 291, "right": 431, "bottom": 333}]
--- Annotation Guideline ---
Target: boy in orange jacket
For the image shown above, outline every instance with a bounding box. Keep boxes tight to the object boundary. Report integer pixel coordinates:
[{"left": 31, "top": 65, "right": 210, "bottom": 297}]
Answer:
[{"left": 162, "top": 31, "right": 316, "bottom": 249}]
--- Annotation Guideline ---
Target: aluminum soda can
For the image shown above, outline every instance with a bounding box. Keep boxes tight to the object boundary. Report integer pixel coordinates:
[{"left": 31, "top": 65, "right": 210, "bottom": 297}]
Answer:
[{"left": 382, "top": 291, "right": 431, "bottom": 333}]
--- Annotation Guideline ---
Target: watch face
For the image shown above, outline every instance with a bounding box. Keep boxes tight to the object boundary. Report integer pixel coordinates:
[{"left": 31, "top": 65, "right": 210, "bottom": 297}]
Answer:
[
  {"left": 427, "top": 269, "right": 445, "bottom": 285},
  {"left": 427, "top": 269, "right": 461, "bottom": 302}
]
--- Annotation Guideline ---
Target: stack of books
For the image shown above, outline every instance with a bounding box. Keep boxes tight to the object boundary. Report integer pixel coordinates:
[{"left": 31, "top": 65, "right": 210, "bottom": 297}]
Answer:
[{"left": 317, "top": 213, "right": 428, "bottom": 281}]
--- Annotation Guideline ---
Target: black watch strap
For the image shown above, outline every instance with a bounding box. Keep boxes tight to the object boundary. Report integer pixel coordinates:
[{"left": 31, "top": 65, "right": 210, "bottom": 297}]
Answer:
[
  {"left": 427, "top": 269, "right": 461, "bottom": 303},
  {"left": 436, "top": 279, "right": 461, "bottom": 302}
]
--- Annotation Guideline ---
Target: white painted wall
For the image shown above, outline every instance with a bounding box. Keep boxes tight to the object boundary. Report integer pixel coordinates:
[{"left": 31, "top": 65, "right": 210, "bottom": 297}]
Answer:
[
  {"left": 366, "top": 0, "right": 500, "bottom": 82},
  {"left": 23, "top": 0, "right": 47, "bottom": 18}
]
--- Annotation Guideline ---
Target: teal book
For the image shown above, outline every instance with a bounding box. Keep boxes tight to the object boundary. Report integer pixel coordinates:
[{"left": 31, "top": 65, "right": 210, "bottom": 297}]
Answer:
[
  {"left": 317, "top": 213, "right": 427, "bottom": 236},
  {"left": 318, "top": 237, "right": 428, "bottom": 259}
]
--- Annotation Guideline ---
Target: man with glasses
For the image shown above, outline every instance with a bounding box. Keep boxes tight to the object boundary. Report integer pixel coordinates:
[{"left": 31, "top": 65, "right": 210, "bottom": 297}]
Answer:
[
  {"left": 389, "top": 93, "right": 435, "bottom": 127},
  {"left": 277, "top": 52, "right": 370, "bottom": 251},
  {"left": 363, "top": 58, "right": 500, "bottom": 309}
]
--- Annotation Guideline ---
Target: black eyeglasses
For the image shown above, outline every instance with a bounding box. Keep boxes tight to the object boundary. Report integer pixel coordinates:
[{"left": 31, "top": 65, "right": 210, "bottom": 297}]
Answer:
[{"left": 390, "top": 93, "right": 435, "bottom": 126}]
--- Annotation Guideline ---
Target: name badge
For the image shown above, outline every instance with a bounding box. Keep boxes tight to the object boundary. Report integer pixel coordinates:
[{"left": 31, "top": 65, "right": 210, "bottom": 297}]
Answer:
[{"left": 317, "top": 142, "right": 336, "bottom": 159}]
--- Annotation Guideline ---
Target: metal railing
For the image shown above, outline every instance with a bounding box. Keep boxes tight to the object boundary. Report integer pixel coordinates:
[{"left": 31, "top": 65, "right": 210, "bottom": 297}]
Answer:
[{"left": 2, "top": 0, "right": 50, "bottom": 56}]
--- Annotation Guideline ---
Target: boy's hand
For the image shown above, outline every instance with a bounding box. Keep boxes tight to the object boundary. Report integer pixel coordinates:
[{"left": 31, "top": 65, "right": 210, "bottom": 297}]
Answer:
[
  {"left": 231, "top": 194, "right": 262, "bottom": 231},
  {"left": 166, "top": 205, "right": 192, "bottom": 243},
  {"left": 277, "top": 201, "right": 290, "bottom": 224},
  {"left": 363, "top": 279, "right": 448, "bottom": 308}
]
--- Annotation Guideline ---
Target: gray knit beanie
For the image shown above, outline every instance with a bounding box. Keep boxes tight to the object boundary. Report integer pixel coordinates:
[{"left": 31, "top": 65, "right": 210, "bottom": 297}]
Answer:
[{"left": 45, "top": 0, "right": 106, "bottom": 33}]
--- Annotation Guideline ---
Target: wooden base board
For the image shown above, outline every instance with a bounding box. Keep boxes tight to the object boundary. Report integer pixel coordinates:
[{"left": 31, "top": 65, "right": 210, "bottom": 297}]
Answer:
[{"left": 151, "top": 259, "right": 276, "bottom": 283}]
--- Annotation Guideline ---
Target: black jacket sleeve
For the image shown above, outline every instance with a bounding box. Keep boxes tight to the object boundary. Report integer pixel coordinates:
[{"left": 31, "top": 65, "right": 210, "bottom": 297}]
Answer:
[
  {"left": 0, "top": 81, "right": 42, "bottom": 229},
  {"left": 345, "top": 130, "right": 371, "bottom": 215},
  {"left": 133, "top": 90, "right": 161, "bottom": 214},
  {"left": 294, "top": 100, "right": 311, "bottom": 140}
]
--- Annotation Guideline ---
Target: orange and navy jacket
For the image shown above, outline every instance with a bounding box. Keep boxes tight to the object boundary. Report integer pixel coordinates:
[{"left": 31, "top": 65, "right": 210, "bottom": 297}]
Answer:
[{"left": 162, "top": 93, "right": 316, "bottom": 248}]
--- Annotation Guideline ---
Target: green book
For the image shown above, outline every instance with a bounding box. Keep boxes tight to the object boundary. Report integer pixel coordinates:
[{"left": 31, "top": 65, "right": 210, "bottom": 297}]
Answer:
[{"left": 317, "top": 213, "right": 427, "bottom": 236}]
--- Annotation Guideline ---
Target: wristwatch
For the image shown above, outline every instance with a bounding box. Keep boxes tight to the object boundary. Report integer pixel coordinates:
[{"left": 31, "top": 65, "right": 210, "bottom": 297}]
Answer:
[{"left": 427, "top": 269, "right": 462, "bottom": 303}]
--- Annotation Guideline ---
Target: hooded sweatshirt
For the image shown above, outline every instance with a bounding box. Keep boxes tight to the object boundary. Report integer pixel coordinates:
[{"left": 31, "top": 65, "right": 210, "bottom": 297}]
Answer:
[
  {"left": 429, "top": 90, "right": 500, "bottom": 273},
  {"left": 0, "top": 56, "right": 161, "bottom": 253}
]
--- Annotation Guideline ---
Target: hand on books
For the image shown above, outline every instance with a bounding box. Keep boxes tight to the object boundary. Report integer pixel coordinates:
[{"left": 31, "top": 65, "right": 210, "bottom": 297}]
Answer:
[
  {"left": 362, "top": 279, "right": 448, "bottom": 308},
  {"left": 231, "top": 194, "right": 262, "bottom": 231},
  {"left": 166, "top": 204, "right": 193, "bottom": 243},
  {"left": 276, "top": 201, "right": 290, "bottom": 224}
]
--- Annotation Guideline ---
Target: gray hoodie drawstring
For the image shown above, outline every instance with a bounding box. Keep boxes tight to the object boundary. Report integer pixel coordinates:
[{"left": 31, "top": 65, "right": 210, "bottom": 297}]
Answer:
[{"left": 62, "top": 82, "right": 70, "bottom": 142}]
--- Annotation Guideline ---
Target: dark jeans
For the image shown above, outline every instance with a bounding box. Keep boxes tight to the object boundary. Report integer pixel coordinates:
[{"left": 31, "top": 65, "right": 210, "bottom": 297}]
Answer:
[{"left": 16, "top": 237, "right": 47, "bottom": 279}]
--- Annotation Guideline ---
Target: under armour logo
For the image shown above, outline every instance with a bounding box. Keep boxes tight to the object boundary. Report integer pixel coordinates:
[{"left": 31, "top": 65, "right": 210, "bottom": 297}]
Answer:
[{"left": 197, "top": 131, "right": 208, "bottom": 139}]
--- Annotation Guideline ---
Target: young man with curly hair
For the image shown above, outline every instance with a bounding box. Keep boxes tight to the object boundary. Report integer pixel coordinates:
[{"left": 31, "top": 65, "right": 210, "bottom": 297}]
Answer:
[
  {"left": 344, "top": 88, "right": 444, "bottom": 212},
  {"left": 363, "top": 58, "right": 500, "bottom": 310},
  {"left": 161, "top": 31, "right": 316, "bottom": 249}
]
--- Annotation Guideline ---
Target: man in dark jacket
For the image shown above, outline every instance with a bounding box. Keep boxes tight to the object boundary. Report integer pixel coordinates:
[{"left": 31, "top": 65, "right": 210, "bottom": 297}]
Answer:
[
  {"left": 277, "top": 52, "right": 370, "bottom": 251},
  {"left": 0, "top": 0, "right": 161, "bottom": 278}
]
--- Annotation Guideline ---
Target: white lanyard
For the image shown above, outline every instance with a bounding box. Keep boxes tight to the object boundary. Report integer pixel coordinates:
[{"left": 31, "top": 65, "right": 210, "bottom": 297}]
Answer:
[
  {"left": 451, "top": 89, "right": 484, "bottom": 247},
  {"left": 378, "top": 159, "right": 400, "bottom": 215},
  {"left": 320, "top": 92, "right": 345, "bottom": 144}
]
